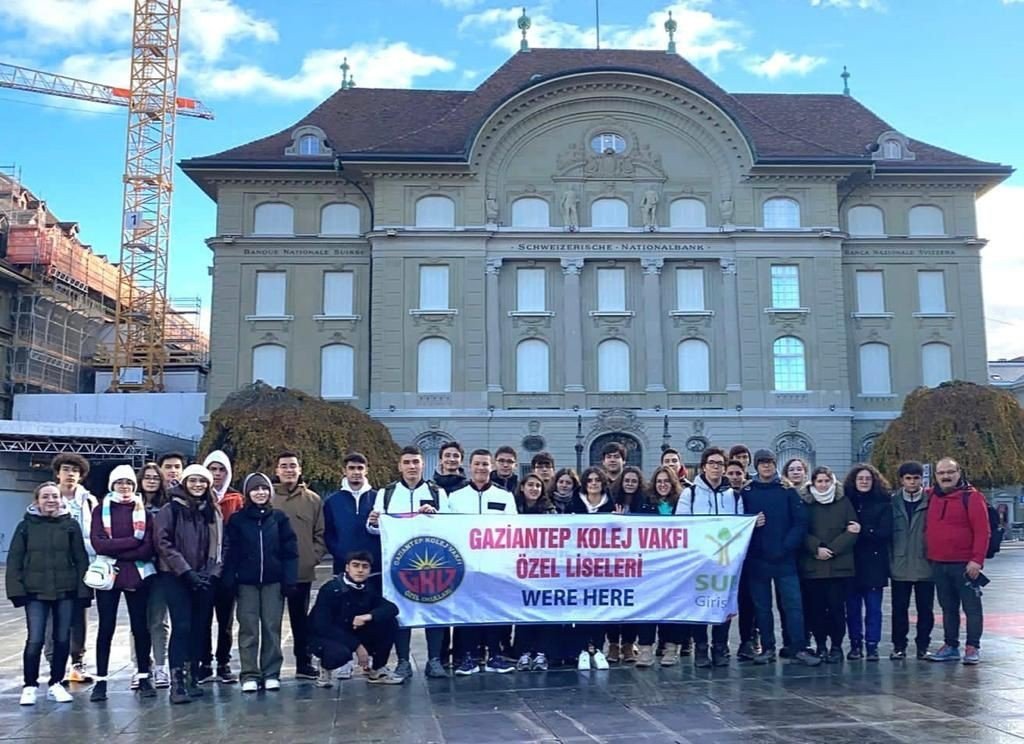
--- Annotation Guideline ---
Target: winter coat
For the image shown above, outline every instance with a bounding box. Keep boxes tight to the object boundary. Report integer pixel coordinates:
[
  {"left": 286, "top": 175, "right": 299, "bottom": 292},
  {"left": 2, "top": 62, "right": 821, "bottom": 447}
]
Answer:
[
  {"left": 446, "top": 481, "right": 517, "bottom": 515},
  {"left": 848, "top": 489, "right": 893, "bottom": 588},
  {"left": 434, "top": 469, "right": 468, "bottom": 494},
  {"left": 90, "top": 499, "right": 157, "bottom": 591},
  {"left": 272, "top": 482, "right": 326, "bottom": 583},
  {"left": 222, "top": 503, "right": 298, "bottom": 587},
  {"left": 203, "top": 450, "right": 244, "bottom": 524},
  {"left": 925, "top": 481, "right": 991, "bottom": 566},
  {"left": 798, "top": 485, "right": 859, "bottom": 580},
  {"left": 155, "top": 492, "right": 221, "bottom": 577},
  {"left": 309, "top": 574, "right": 398, "bottom": 649},
  {"left": 490, "top": 470, "right": 519, "bottom": 494},
  {"left": 517, "top": 497, "right": 557, "bottom": 515},
  {"left": 676, "top": 475, "right": 743, "bottom": 516},
  {"left": 890, "top": 489, "right": 932, "bottom": 582},
  {"left": 324, "top": 479, "right": 379, "bottom": 574},
  {"left": 63, "top": 485, "right": 99, "bottom": 558},
  {"left": 6, "top": 506, "right": 91, "bottom": 604},
  {"left": 569, "top": 492, "right": 616, "bottom": 514},
  {"left": 635, "top": 497, "right": 676, "bottom": 516},
  {"left": 741, "top": 475, "right": 808, "bottom": 578}
]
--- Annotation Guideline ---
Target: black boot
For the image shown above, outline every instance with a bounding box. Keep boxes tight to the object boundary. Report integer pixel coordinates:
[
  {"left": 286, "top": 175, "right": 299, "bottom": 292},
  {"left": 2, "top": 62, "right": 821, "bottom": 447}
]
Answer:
[
  {"left": 170, "top": 669, "right": 191, "bottom": 705},
  {"left": 694, "top": 644, "right": 712, "bottom": 668},
  {"left": 711, "top": 645, "right": 729, "bottom": 667},
  {"left": 137, "top": 673, "right": 156, "bottom": 698},
  {"left": 89, "top": 680, "right": 107, "bottom": 702},
  {"left": 187, "top": 664, "right": 205, "bottom": 698}
]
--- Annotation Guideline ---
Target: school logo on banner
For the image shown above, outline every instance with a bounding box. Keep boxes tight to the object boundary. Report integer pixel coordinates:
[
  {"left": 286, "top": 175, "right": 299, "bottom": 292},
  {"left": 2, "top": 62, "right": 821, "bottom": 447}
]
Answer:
[{"left": 390, "top": 536, "right": 465, "bottom": 604}]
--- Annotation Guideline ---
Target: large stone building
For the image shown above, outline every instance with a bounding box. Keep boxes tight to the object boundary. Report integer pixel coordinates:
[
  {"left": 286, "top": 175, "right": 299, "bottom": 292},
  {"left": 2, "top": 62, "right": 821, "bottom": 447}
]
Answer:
[{"left": 182, "top": 47, "right": 1012, "bottom": 475}]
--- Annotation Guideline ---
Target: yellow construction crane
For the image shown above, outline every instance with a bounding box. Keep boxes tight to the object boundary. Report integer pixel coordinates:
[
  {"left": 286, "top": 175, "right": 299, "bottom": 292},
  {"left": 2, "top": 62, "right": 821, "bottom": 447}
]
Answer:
[{"left": 0, "top": 0, "right": 209, "bottom": 392}]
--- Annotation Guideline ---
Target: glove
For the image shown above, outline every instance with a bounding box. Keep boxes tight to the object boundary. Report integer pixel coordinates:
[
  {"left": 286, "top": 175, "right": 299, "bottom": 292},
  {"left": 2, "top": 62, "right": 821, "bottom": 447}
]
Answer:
[
  {"left": 281, "top": 584, "right": 298, "bottom": 598},
  {"left": 185, "top": 570, "right": 211, "bottom": 592},
  {"left": 11, "top": 597, "right": 26, "bottom": 608}
]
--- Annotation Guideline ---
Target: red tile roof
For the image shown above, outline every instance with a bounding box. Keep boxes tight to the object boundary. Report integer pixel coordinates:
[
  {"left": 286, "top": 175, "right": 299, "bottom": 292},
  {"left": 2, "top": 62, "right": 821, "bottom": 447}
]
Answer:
[{"left": 185, "top": 49, "right": 1007, "bottom": 171}]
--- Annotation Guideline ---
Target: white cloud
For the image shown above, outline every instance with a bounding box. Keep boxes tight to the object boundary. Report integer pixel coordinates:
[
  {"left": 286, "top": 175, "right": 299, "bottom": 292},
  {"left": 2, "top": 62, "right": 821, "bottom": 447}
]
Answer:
[
  {"left": 810, "top": 0, "right": 886, "bottom": 9},
  {"left": 744, "top": 50, "right": 827, "bottom": 78},
  {"left": 459, "top": 2, "right": 744, "bottom": 69},
  {"left": 979, "top": 184, "right": 1024, "bottom": 359},
  {"left": 193, "top": 42, "right": 455, "bottom": 99}
]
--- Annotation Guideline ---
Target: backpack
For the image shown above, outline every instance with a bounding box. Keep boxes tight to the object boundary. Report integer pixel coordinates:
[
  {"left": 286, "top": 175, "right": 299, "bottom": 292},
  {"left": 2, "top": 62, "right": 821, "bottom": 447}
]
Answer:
[
  {"left": 962, "top": 491, "right": 1003, "bottom": 559},
  {"left": 382, "top": 480, "right": 441, "bottom": 512}
]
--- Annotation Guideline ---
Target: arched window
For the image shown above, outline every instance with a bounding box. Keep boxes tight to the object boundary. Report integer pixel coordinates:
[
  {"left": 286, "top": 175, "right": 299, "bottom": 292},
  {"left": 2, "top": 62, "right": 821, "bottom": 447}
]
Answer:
[
  {"left": 848, "top": 205, "right": 885, "bottom": 236},
  {"left": 252, "top": 344, "right": 286, "bottom": 388},
  {"left": 859, "top": 343, "right": 892, "bottom": 395},
  {"left": 298, "top": 134, "right": 320, "bottom": 155},
  {"left": 590, "top": 198, "right": 629, "bottom": 228},
  {"left": 511, "top": 197, "right": 550, "bottom": 227},
  {"left": 320, "top": 344, "right": 354, "bottom": 399},
  {"left": 677, "top": 339, "right": 710, "bottom": 392},
  {"left": 763, "top": 197, "right": 800, "bottom": 229},
  {"left": 597, "top": 339, "right": 630, "bottom": 392},
  {"left": 922, "top": 342, "right": 953, "bottom": 388},
  {"left": 774, "top": 432, "right": 816, "bottom": 469},
  {"left": 415, "top": 195, "right": 455, "bottom": 228},
  {"left": 417, "top": 337, "right": 452, "bottom": 393},
  {"left": 253, "top": 203, "right": 293, "bottom": 235},
  {"left": 516, "top": 339, "right": 550, "bottom": 392},
  {"left": 909, "top": 205, "right": 945, "bottom": 236},
  {"left": 320, "top": 203, "right": 360, "bottom": 235},
  {"left": 772, "top": 336, "right": 806, "bottom": 391},
  {"left": 669, "top": 198, "right": 707, "bottom": 229}
]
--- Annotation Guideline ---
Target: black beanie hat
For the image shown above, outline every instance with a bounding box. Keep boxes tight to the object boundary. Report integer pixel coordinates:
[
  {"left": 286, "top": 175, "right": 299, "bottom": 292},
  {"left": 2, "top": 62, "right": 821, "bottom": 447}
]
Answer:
[{"left": 242, "top": 472, "right": 273, "bottom": 502}]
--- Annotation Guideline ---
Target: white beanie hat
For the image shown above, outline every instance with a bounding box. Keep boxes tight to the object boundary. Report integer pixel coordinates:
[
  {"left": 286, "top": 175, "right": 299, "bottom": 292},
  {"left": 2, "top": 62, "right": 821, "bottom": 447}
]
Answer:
[
  {"left": 109, "top": 464, "right": 138, "bottom": 491},
  {"left": 180, "top": 463, "right": 213, "bottom": 486}
]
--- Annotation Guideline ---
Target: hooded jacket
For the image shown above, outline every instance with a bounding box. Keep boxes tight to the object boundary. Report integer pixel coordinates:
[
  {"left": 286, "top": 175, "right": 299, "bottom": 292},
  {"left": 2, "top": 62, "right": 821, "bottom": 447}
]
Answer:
[
  {"left": 308, "top": 572, "right": 399, "bottom": 649},
  {"left": 90, "top": 496, "right": 157, "bottom": 590},
  {"left": 155, "top": 486, "right": 222, "bottom": 577},
  {"left": 222, "top": 499, "right": 298, "bottom": 587},
  {"left": 848, "top": 487, "right": 893, "bottom": 588},
  {"left": 798, "top": 482, "right": 858, "bottom": 579},
  {"left": 6, "top": 503, "right": 91, "bottom": 604},
  {"left": 62, "top": 484, "right": 99, "bottom": 558},
  {"left": 741, "top": 474, "right": 808, "bottom": 578},
  {"left": 925, "top": 479, "right": 990, "bottom": 566},
  {"left": 569, "top": 492, "right": 616, "bottom": 514},
  {"left": 676, "top": 474, "right": 743, "bottom": 516},
  {"left": 272, "top": 481, "right": 326, "bottom": 583},
  {"left": 202, "top": 450, "right": 245, "bottom": 525},
  {"left": 324, "top": 477, "right": 379, "bottom": 574}
]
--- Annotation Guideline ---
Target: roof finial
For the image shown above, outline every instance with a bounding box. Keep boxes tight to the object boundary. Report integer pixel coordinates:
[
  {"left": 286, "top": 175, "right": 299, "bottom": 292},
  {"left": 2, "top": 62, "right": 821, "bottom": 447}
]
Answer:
[
  {"left": 665, "top": 10, "right": 678, "bottom": 54},
  {"left": 841, "top": 65, "right": 851, "bottom": 96},
  {"left": 340, "top": 57, "right": 356, "bottom": 90},
  {"left": 518, "top": 7, "right": 531, "bottom": 52}
]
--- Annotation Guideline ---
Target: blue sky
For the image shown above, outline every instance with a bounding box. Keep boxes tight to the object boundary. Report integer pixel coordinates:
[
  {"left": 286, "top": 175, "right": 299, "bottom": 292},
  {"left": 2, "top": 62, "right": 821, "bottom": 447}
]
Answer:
[{"left": 1, "top": 0, "right": 1022, "bottom": 355}]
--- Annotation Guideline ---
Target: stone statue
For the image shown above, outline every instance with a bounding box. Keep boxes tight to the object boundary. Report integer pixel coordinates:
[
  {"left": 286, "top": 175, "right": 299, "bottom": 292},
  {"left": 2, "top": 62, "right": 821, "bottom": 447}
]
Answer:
[
  {"left": 641, "top": 189, "right": 659, "bottom": 229},
  {"left": 719, "top": 196, "right": 735, "bottom": 223},
  {"left": 560, "top": 188, "right": 579, "bottom": 231},
  {"left": 485, "top": 193, "right": 499, "bottom": 223}
]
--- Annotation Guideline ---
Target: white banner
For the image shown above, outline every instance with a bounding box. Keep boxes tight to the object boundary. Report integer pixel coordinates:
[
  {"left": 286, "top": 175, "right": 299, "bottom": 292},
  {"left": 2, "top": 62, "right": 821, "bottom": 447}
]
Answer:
[{"left": 380, "top": 513, "right": 756, "bottom": 627}]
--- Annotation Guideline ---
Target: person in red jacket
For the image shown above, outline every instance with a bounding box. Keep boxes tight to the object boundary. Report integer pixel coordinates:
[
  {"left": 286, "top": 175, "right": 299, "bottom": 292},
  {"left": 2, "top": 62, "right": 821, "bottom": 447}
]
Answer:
[{"left": 924, "top": 458, "right": 990, "bottom": 665}]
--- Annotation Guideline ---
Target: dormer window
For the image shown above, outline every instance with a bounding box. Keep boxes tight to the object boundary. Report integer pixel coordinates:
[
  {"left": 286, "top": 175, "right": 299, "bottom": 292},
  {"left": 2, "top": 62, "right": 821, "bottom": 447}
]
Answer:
[
  {"left": 872, "top": 130, "right": 915, "bottom": 162},
  {"left": 298, "top": 134, "right": 320, "bottom": 156},
  {"left": 882, "top": 140, "right": 901, "bottom": 160},
  {"left": 285, "top": 125, "right": 333, "bottom": 158}
]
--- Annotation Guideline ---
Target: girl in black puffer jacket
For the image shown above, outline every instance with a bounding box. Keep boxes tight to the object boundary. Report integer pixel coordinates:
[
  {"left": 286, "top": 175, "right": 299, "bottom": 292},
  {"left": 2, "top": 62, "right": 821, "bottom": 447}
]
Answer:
[{"left": 221, "top": 473, "right": 298, "bottom": 692}]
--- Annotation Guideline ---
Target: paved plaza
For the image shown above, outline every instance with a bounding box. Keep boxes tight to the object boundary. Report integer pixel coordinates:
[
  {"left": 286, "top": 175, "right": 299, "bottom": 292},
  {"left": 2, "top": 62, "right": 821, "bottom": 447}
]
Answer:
[{"left": 0, "top": 549, "right": 1022, "bottom": 744}]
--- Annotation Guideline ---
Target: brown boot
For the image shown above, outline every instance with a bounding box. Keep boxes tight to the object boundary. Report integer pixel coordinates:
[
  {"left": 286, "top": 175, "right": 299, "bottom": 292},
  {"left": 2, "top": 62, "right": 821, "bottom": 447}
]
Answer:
[
  {"left": 606, "top": 643, "right": 621, "bottom": 663},
  {"left": 635, "top": 645, "right": 655, "bottom": 667},
  {"left": 620, "top": 643, "right": 637, "bottom": 663},
  {"left": 661, "top": 642, "right": 680, "bottom": 667}
]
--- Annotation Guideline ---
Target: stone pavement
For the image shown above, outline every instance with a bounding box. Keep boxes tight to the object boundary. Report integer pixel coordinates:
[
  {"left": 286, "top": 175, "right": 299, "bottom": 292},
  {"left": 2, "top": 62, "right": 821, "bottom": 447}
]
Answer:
[{"left": 1, "top": 548, "right": 1023, "bottom": 744}]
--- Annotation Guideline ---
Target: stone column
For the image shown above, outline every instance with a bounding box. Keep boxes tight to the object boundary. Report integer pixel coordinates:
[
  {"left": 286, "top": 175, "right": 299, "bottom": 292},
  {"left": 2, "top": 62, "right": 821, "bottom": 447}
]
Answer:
[
  {"left": 561, "top": 258, "right": 585, "bottom": 394},
  {"left": 720, "top": 257, "right": 741, "bottom": 391},
  {"left": 641, "top": 257, "right": 666, "bottom": 392},
  {"left": 486, "top": 258, "right": 503, "bottom": 393}
]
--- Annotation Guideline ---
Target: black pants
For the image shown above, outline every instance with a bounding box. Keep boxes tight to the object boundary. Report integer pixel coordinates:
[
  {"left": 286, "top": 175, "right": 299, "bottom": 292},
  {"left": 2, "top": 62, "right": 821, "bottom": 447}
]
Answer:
[
  {"left": 607, "top": 624, "right": 639, "bottom": 645},
  {"left": 738, "top": 572, "right": 757, "bottom": 644},
  {"left": 455, "top": 626, "right": 503, "bottom": 659},
  {"left": 201, "top": 578, "right": 235, "bottom": 666},
  {"left": 95, "top": 583, "right": 152, "bottom": 677},
  {"left": 315, "top": 618, "right": 397, "bottom": 672},
  {"left": 575, "top": 624, "right": 608, "bottom": 653},
  {"left": 285, "top": 582, "right": 312, "bottom": 665},
  {"left": 515, "top": 625, "right": 555, "bottom": 656},
  {"left": 637, "top": 624, "right": 685, "bottom": 646},
  {"left": 394, "top": 627, "right": 444, "bottom": 662},
  {"left": 802, "top": 577, "right": 847, "bottom": 649},
  {"left": 24, "top": 598, "right": 74, "bottom": 687},
  {"left": 932, "top": 562, "right": 983, "bottom": 648},
  {"left": 890, "top": 579, "right": 935, "bottom": 652},
  {"left": 162, "top": 573, "right": 213, "bottom": 669},
  {"left": 690, "top": 621, "right": 731, "bottom": 649}
]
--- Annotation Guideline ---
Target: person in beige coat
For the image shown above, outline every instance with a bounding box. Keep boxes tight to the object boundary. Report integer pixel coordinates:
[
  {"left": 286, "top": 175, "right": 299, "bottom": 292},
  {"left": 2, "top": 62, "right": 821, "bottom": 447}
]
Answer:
[{"left": 271, "top": 451, "right": 325, "bottom": 679}]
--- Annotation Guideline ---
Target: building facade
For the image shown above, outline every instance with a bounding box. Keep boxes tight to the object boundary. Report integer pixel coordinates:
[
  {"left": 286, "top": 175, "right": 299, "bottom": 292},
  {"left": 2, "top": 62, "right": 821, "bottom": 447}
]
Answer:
[{"left": 182, "top": 48, "right": 1011, "bottom": 475}]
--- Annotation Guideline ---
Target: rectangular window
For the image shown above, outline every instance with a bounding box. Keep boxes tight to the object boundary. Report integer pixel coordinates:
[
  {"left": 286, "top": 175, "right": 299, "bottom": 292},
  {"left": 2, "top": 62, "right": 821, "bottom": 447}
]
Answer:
[
  {"left": 917, "top": 271, "right": 947, "bottom": 313},
  {"left": 770, "top": 265, "right": 800, "bottom": 309},
  {"left": 676, "top": 268, "right": 705, "bottom": 311},
  {"left": 419, "top": 265, "right": 449, "bottom": 310},
  {"left": 254, "top": 271, "right": 286, "bottom": 316},
  {"left": 322, "top": 271, "right": 354, "bottom": 316},
  {"left": 516, "top": 268, "right": 546, "bottom": 312},
  {"left": 855, "top": 270, "right": 885, "bottom": 313},
  {"left": 597, "top": 267, "right": 626, "bottom": 312}
]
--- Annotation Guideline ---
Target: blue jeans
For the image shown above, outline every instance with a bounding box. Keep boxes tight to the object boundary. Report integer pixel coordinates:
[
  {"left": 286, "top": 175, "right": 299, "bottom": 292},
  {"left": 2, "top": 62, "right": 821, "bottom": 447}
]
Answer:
[
  {"left": 845, "top": 586, "right": 883, "bottom": 647},
  {"left": 749, "top": 574, "right": 805, "bottom": 652},
  {"left": 24, "top": 598, "right": 75, "bottom": 687}
]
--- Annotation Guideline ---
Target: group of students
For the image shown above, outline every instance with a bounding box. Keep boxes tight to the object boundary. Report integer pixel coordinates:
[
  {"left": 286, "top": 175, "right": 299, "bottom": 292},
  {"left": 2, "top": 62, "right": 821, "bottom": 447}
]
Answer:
[{"left": 5, "top": 439, "right": 992, "bottom": 706}]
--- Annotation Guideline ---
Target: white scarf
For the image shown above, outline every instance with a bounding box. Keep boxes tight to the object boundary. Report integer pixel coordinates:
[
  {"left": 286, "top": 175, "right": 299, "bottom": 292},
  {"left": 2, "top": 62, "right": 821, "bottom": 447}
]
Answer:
[{"left": 810, "top": 480, "right": 836, "bottom": 505}]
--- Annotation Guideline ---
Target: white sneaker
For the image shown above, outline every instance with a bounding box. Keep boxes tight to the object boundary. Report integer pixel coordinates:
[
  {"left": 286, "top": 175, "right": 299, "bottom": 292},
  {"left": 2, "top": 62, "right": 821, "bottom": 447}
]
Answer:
[
  {"left": 592, "top": 650, "right": 610, "bottom": 670},
  {"left": 130, "top": 672, "right": 140, "bottom": 690},
  {"left": 335, "top": 661, "right": 354, "bottom": 680},
  {"left": 264, "top": 678, "right": 281, "bottom": 691},
  {"left": 315, "top": 668, "right": 334, "bottom": 688},
  {"left": 241, "top": 679, "right": 258, "bottom": 693},
  {"left": 19, "top": 686, "right": 37, "bottom": 706},
  {"left": 153, "top": 666, "right": 171, "bottom": 689},
  {"left": 47, "top": 683, "right": 72, "bottom": 703},
  {"left": 577, "top": 651, "right": 592, "bottom": 670},
  {"left": 516, "top": 653, "right": 532, "bottom": 671}
]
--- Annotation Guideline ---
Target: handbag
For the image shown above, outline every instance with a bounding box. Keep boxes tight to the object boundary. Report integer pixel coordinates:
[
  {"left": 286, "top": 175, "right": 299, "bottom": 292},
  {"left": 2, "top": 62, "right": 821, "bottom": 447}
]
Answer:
[{"left": 83, "top": 555, "right": 118, "bottom": 591}]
